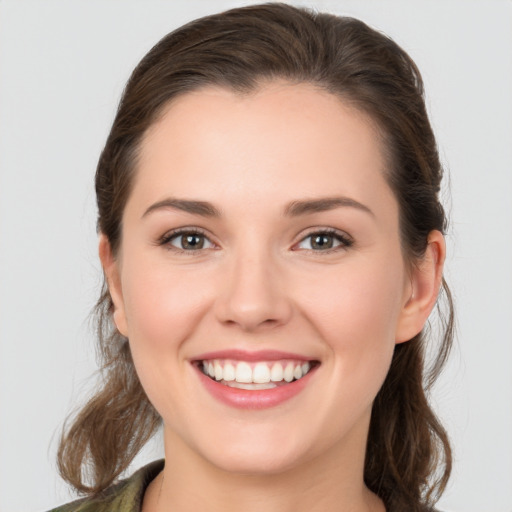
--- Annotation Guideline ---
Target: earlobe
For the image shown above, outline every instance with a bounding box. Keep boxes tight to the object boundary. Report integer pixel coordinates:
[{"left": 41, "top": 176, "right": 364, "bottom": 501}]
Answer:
[
  {"left": 395, "top": 230, "right": 445, "bottom": 344},
  {"left": 98, "top": 234, "right": 128, "bottom": 337}
]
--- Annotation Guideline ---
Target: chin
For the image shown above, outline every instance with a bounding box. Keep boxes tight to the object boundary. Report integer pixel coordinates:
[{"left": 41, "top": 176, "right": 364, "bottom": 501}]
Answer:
[
  {"left": 185, "top": 421, "right": 325, "bottom": 477},
  {"left": 204, "top": 443, "right": 308, "bottom": 476}
]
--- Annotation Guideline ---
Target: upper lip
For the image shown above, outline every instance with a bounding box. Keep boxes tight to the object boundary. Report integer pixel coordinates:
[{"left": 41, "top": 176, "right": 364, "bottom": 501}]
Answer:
[{"left": 192, "top": 349, "right": 317, "bottom": 362}]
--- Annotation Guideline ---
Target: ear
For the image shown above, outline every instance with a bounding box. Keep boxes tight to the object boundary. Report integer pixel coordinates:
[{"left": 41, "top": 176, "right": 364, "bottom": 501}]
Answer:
[
  {"left": 99, "top": 234, "right": 128, "bottom": 337},
  {"left": 395, "top": 230, "right": 445, "bottom": 344}
]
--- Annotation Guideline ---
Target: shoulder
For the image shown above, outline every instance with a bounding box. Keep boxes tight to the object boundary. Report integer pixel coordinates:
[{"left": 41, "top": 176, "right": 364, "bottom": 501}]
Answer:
[{"left": 47, "top": 459, "right": 165, "bottom": 512}]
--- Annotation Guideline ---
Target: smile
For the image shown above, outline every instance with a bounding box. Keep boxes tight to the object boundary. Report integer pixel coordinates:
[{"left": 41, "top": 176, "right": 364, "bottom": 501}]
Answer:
[
  {"left": 200, "top": 359, "right": 313, "bottom": 390},
  {"left": 193, "top": 352, "right": 320, "bottom": 409}
]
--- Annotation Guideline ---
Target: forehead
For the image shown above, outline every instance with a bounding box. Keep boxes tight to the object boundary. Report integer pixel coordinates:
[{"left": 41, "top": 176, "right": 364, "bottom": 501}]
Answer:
[
  {"left": 143, "top": 81, "right": 384, "bottom": 161},
  {"left": 131, "top": 82, "right": 394, "bottom": 218}
]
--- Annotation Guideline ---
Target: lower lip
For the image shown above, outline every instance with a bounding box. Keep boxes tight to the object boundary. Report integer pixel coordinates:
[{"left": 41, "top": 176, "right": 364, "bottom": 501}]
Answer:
[{"left": 194, "top": 364, "right": 317, "bottom": 410}]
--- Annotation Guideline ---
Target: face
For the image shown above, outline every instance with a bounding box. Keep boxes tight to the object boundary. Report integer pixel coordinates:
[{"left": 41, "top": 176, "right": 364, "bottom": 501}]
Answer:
[{"left": 103, "top": 82, "right": 435, "bottom": 476}]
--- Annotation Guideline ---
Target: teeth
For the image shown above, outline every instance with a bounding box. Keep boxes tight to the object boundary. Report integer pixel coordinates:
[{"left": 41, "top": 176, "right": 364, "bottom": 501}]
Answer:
[
  {"left": 253, "top": 363, "right": 271, "bottom": 383},
  {"left": 225, "top": 381, "right": 277, "bottom": 390},
  {"left": 223, "top": 362, "right": 235, "bottom": 381},
  {"left": 214, "top": 361, "right": 223, "bottom": 381},
  {"left": 235, "top": 362, "right": 252, "bottom": 383},
  {"left": 284, "top": 362, "right": 294, "bottom": 382},
  {"left": 270, "top": 363, "right": 284, "bottom": 382},
  {"left": 202, "top": 359, "right": 313, "bottom": 385}
]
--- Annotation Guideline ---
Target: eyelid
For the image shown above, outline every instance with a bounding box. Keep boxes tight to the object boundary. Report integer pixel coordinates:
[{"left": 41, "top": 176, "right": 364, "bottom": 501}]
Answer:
[
  {"left": 157, "top": 226, "right": 217, "bottom": 253},
  {"left": 156, "top": 226, "right": 353, "bottom": 254},
  {"left": 292, "top": 227, "right": 353, "bottom": 252}
]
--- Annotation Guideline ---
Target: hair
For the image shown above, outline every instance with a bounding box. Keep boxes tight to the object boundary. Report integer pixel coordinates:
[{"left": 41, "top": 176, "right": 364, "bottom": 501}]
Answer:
[{"left": 57, "top": 4, "right": 454, "bottom": 511}]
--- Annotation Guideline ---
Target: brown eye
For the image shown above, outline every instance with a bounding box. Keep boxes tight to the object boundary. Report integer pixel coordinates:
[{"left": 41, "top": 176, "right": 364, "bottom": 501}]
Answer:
[
  {"left": 181, "top": 234, "right": 204, "bottom": 249},
  {"left": 296, "top": 230, "right": 353, "bottom": 251},
  {"left": 166, "top": 231, "right": 214, "bottom": 251},
  {"left": 311, "top": 234, "right": 334, "bottom": 250}
]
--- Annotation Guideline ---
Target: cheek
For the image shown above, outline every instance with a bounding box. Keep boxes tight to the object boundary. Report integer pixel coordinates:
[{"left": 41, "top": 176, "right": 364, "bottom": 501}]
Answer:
[
  {"left": 295, "top": 258, "right": 405, "bottom": 389},
  {"left": 299, "top": 260, "right": 404, "bottom": 341},
  {"left": 120, "top": 255, "right": 214, "bottom": 355},
  {"left": 118, "top": 255, "right": 216, "bottom": 421}
]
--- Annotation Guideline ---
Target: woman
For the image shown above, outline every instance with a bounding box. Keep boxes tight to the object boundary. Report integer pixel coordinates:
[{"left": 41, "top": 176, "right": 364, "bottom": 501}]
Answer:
[{"left": 51, "top": 3, "right": 453, "bottom": 511}]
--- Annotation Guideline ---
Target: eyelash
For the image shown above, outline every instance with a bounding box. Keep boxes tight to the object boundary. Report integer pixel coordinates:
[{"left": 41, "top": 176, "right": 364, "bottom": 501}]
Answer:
[
  {"left": 293, "top": 228, "right": 353, "bottom": 253},
  {"left": 157, "top": 227, "right": 353, "bottom": 254},
  {"left": 158, "top": 227, "right": 215, "bottom": 254}
]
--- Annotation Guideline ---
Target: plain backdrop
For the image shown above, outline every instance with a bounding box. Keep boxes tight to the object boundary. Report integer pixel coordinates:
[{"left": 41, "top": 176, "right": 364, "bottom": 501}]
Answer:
[{"left": 0, "top": 1, "right": 511, "bottom": 511}]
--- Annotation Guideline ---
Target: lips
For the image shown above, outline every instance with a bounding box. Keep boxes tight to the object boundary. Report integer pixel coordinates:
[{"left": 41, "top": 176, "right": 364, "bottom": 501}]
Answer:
[{"left": 192, "top": 350, "right": 319, "bottom": 409}]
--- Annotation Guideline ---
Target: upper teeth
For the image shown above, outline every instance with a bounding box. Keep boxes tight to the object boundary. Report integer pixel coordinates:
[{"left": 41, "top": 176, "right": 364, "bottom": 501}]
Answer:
[{"left": 202, "top": 360, "right": 311, "bottom": 384}]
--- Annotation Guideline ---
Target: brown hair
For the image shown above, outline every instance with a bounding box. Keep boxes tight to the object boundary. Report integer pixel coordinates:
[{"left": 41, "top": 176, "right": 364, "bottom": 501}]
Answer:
[{"left": 57, "top": 4, "right": 453, "bottom": 511}]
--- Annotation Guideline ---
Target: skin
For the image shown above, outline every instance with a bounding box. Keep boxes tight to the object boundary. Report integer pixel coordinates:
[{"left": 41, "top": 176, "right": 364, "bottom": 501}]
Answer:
[{"left": 100, "top": 82, "right": 445, "bottom": 512}]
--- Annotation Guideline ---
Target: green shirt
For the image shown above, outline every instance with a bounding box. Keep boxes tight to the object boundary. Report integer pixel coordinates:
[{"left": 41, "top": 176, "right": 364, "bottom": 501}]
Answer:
[
  {"left": 48, "top": 459, "right": 442, "bottom": 512},
  {"left": 48, "top": 460, "right": 164, "bottom": 512}
]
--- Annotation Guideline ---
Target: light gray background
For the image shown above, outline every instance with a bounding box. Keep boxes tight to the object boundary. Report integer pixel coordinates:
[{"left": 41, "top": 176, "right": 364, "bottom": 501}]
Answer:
[{"left": 0, "top": 1, "right": 511, "bottom": 511}]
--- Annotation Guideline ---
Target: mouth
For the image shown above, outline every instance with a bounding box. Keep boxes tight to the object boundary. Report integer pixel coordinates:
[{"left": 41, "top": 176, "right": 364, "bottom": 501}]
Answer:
[
  {"left": 192, "top": 350, "right": 320, "bottom": 409},
  {"left": 197, "top": 358, "right": 318, "bottom": 390}
]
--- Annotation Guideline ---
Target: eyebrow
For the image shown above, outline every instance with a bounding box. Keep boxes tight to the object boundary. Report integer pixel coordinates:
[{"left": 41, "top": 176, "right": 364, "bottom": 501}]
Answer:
[
  {"left": 142, "top": 195, "right": 374, "bottom": 219},
  {"left": 142, "top": 198, "right": 222, "bottom": 219},
  {"left": 284, "top": 196, "right": 374, "bottom": 217}
]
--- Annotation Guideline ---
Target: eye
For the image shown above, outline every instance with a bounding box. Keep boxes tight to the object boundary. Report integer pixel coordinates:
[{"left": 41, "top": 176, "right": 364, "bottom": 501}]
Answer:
[
  {"left": 295, "top": 229, "right": 353, "bottom": 252},
  {"left": 160, "top": 229, "right": 215, "bottom": 252}
]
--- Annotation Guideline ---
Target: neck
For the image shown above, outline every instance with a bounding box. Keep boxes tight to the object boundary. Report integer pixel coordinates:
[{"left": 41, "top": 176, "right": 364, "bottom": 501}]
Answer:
[{"left": 143, "top": 424, "right": 384, "bottom": 512}]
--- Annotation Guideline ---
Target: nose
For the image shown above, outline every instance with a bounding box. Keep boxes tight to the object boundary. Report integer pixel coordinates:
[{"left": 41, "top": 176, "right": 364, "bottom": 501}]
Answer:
[{"left": 214, "top": 249, "right": 293, "bottom": 332}]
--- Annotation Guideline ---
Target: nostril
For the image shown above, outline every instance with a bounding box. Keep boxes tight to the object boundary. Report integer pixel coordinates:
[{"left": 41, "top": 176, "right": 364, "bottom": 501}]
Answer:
[{"left": 213, "top": 274, "right": 293, "bottom": 331}]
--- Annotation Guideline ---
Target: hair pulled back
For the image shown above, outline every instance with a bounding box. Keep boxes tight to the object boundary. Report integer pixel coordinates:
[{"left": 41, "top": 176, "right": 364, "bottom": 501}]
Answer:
[{"left": 58, "top": 4, "right": 453, "bottom": 511}]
